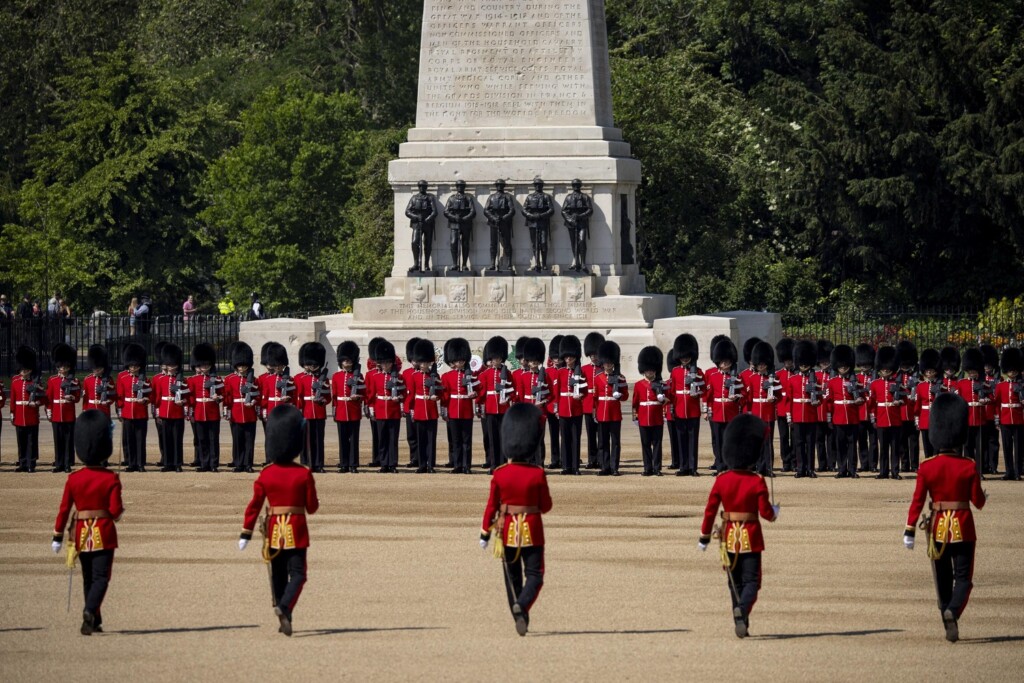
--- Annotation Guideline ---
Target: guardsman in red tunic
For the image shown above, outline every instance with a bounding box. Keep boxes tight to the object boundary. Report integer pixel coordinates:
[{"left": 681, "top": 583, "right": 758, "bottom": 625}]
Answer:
[
  {"left": 744, "top": 342, "right": 781, "bottom": 476},
  {"left": 699, "top": 414, "right": 779, "bottom": 638},
  {"left": 914, "top": 349, "right": 946, "bottom": 460},
  {"left": 12, "top": 346, "right": 44, "bottom": 472},
  {"left": 994, "top": 347, "right": 1024, "bottom": 480},
  {"left": 401, "top": 337, "right": 422, "bottom": 468},
  {"left": 633, "top": 346, "right": 668, "bottom": 476},
  {"left": 896, "top": 341, "right": 921, "bottom": 472},
  {"left": 867, "top": 346, "right": 906, "bottom": 479},
  {"left": 739, "top": 338, "right": 762, "bottom": 414},
  {"left": 442, "top": 337, "right": 478, "bottom": 473},
  {"left": 513, "top": 338, "right": 549, "bottom": 467},
  {"left": 956, "top": 348, "right": 992, "bottom": 471},
  {"left": 51, "top": 411, "right": 124, "bottom": 635},
  {"left": 115, "top": 343, "right": 152, "bottom": 472},
  {"left": 825, "top": 345, "right": 865, "bottom": 479},
  {"left": 980, "top": 344, "right": 1002, "bottom": 475},
  {"left": 663, "top": 349, "right": 680, "bottom": 470},
  {"left": 783, "top": 340, "right": 823, "bottom": 478},
  {"left": 46, "top": 343, "right": 81, "bottom": 472},
  {"left": 293, "top": 342, "right": 329, "bottom": 472},
  {"left": 258, "top": 343, "right": 295, "bottom": 465},
  {"left": 331, "top": 341, "right": 365, "bottom": 473},
  {"left": 544, "top": 336, "right": 563, "bottom": 471},
  {"left": 82, "top": 345, "right": 115, "bottom": 420},
  {"left": 855, "top": 343, "right": 879, "bottom": 472},
  {"left": 904, "top": 393, "right": 986, "bottom": 642},
  {"left": 773, "top": 339, "right": 795, "bottom": 471},
  {"left": 364, "top": 337, "right": 384, "bottom": 467},
  {"left": 239, "top": 405, "right": 320, "bottom": 636},
  {"left": 480, "top": 403, "right": 553, "bottom": 637},
  {"left": 187, "top": 343, "right": 224, "bottom": 472},
  {"left": 703, "top": 334, "right": 730, "bottom": 465},
  {"left": 511, "top": 337, "right": 530, "bottom": 465},
  {"left": 815, "top": 340, "right": 836, "bottom": 472},
  {"left": 670, "top": 334, "right": 706, "bottom": 476},
  {"left": 223, "top": 342, "right": 261, "bottom": 473},
  {"left": 477, "top": 336, "right": 517, "bottom": 472},
  {"left": 151, "top": 344, "right": 188, "bottom": 472},
  {"left": 409, "top": 339, "right": 441, "bottom": 473},
  {"left": 554, "top": 335, "right": 586, "bottom": 475},
  {"left": 367, "top": 340, "right": 404, "bottom": 472},
  {"left": 593, "top": 341, "right": 627, "bottom": 476},
  {"left": 706, "top": 339, "right": 745, "bottom": 475},
  {"left": 582, "top": 332, "right": 605, "bottom": 470}
]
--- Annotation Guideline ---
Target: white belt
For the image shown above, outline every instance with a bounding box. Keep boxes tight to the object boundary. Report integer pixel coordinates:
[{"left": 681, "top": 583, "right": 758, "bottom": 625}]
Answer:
[
  {"left": 127, "top": 398, "right": 148, "bottom": 403},
  {"left": 196, "top": 398, "right": 217, "bottom": 403},
  {"left": 878, "top": 402, "right": 899, "bottom": 407},
  {"left": 268, "top": 397, "right": 288, "bottom": 402},
  {"left": 487, "top": 390, "right": 510, "bottom": 396},
  {"left": 921, "top": 405, "right": 930, "bottom": 410},
  {"left": 335, "top": 397, "right": 358, "bottom": 402},
  {"left": 752, "top": 398, "right": 772, "bottom": 403},
  {"left": 233, "top": 399, "right": 253, "bottom": 404},
  {"left": 376, "top": 395, "right": 393, "bottom": 400},
  {"left": 639, "top": 401, "right": 660, "bottom": 406},
  {"left": 87, "top": 400, "right": 106, "bottom": 404},
  {"left": 967, "top": 401, "right": 984, "bottom": 407},
  {"left": 161, "top": 396, "right": 177, "bottom": 401},
  {"left": 560, "top": 392, "right": 580, "bottom": 397},
  {"left": 415, "top": 395, "right": 436, "bottom": 400},
  {"left": 713, "top": 398, "right": 737, "bottom": 403},
  {"left": 598, "top": 396, "right": 618, "bottom": 401},
  {"left": 15, "top": 400, "right": 31, "bottom": 405},
  {"left": 1004, "top": 403, "right": 1022, "bottom": 408},
  {"left": 834, "top": 400, "right": 858, "bottom": 405},
  {"left": 792, "top": 398, "right": 812, "bottom": 403},
  {"left": 450, "top": 394, "right": 472, "bottom": 399},
  {"left": 52, "top": 398, "right": 72, "bottom": 403}
]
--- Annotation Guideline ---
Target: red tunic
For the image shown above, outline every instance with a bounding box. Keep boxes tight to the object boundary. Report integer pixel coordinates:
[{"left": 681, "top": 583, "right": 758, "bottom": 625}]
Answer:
[
  {"left": 632, "top": 378, "right": 666, "bottom": 427},
  {"left": 477, "top": 366, "right": 517, "bottom": 415},
  {"left": 544, "top": 367, "right": 561, "bottom": 416},
  {"left": 82, "top": 374, "right": 115, "bottom": 416},
  {"left": 957, "top": 378, "right": 994, "bottom": 427},
  {"left": 258, "top": 372, "right": 295, "bottom": 418},
  {"left": 409, "top": 370, "right": 441, "bottom": 421},
  {"left": 582, "top": 364, "right": 599, "bottom": 416},
  {"left": 331, "top": 370, "right": 364, "bottom": 422},
  {"left": 242, "top": 463, "right": 320, "bottom": 549},
  {"left": 481, "top": 462, "right": 553, "bottom": 547},
  {"left": 784, "top": 371, "right": 823, "bottom": 423},
  {"left": 826, "top": 375, "right": 864, "bottom": 426},
  {"left": 897, "top": 371, "right": 920, "bottom": 422},
  {"left": 868, "top": 377, "right": 905, "bottom": 428},
  {"left": 223, "top": 372, "right": 261, "bottom": 423},
  {"left": 700, "top": 470, "right": 776, "bottom": 553},
  {"left": 593, "top": 371, "right": 628, "bottom": 422},
  {"left": 367, "top": 370, "right": 404, "bottom": 420},
  {"left": 914, "top": 380, "right": 950, "bottom": 430},
  {"left": 293, "top": 371, "right": 329, "bottom": 420},
  {"left": 906, "top": 453, "right": 985, "bottom": 542},
  {"left": 669, "top": 366, "right": 706, "bottom": 419},
  {"left": 115, "top": 372, "right": 152, "bottom": 420},
  {"left": 53, "top": 467, "right": 124, "bottom": 551},
  {"left": 441, "top": 369, "right": 477, "bottom": 420},
  {"left": 45, "top": 375, "right": 80, "bottom": 423},
  {"left": 744, "top": 372, "right": 780, "bottom": 422},
  {"left": 151, "top": 373, "right": 186, "bottom": 419},
  {"left": 984, "top": 372, "right": 1000, "bottom": 421},
  {"left": 706, "top": 371, "right": 745, "bottom": 423},
  {"left": 855, "top": 371, "right": 874, "bottom": 421},
  {"left": 401, "top": 367, "right": 418, "bottom": 415},
  {"left": 774, "top": 368, "right": 792, "bottom": 417},
  {"left": 188, "top": 372, "right": 223, "bottom": 422},
  {"left": 514, "top": 368, "right": 550, "bottom": 422},
  {"left": 554, "top": 365, "right": 587, "bottom": 418},
  {"left": 994, "top": 380, "right": 1024, "bottom": 426}
]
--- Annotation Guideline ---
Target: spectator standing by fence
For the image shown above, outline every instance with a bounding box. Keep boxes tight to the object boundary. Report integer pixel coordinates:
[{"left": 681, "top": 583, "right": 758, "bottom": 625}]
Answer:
[
  {"left": 16, "top": 294, "right": 32, "bottom": 319},
  {"left": 135, "top": 296, "right": 152, "bottom": 335},
  {"left": 128, "top": 297, "right": 138, "bottom": 336},
  {"left": 182, "top": 295, "right": 195, "bottom": 332}
]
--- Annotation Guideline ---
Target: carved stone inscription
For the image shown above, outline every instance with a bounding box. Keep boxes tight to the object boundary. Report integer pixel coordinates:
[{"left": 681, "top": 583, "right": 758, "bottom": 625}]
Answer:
[{"left": 379, "top": 303, "right": 594, "bottom": 321}]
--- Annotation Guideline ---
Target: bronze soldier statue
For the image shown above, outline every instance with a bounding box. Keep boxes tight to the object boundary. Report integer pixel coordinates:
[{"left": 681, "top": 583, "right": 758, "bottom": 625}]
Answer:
[
  {"left": 522, "top": 178, "right": 554, "bottom": 272},
  {"left": 561, "top": 179, "right": 593, "bottom": 272},
  {"left": 406, "top": 180, "right": 437, "bottom": 272},
  {"left": 484, "top": 179, "right": 516, "bottom": 272},
  {"left": 443, "top": 179, "right": 476, "bottom": 272}
]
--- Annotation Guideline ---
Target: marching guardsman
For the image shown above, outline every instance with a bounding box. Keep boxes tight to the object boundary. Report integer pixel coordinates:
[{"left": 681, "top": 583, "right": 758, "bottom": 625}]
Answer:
[
  {"left": 980, "top": 344, "right": 1001, "bottom": 475},
  {"left": 187, "top": 343, "right": 224, "bottom": 472},
  {"left": 957, "top": 348, "right": 992, "bottom": 471},
  {"left": 258, "top": 342, "right": 275, "bottom": 459},
  {"left": 82, "top": 345, "right": 115, "bottom": 419},
  {"left": 239, "top": 405, "right": 320, "bottom": 637},
  {"left": 442, "top": 337, "right": 478, "bottom": 473},
  {"left": 739, "top": 338, "right": 762, "bottom": 413},
  {"left": 555, "top": 335, "right": 586, "bottom": 475},
  {"left": 815, "top": 340, "right": 835, "bottom": 472},
  {"left": 914, "top": 349, "right": 945, "bottom": 460},
  {"left": 633, "top": 346, "right": 667, "bottom": 476},
  {"left": 896, "top": 341, "right": 921, "bottom": 472},
  {"left": 115, "top": 343, "right": 152, "bottom": 472},
  {"left": 743, "top": 342, "right": 781, "bottom": 476},
  {"left": 293, "top": 342, "right": 329, "bottom": 472},
  {"left": 258, "top": 342, "right": 295, "bottom": 457},
  {"left": 51, "top": 411, "right": 124, "bottom": 635},
  {"left": 364, "top": 337, "right": 384, "bottom": 468},
  {"left": 774, "top": 339, "right": 795, "bottom": 471},
  {"left": 825, "top": 345, "right": 864, "bottom": 478},
  {"left": 582, "top": 332, "right": 605, "bottom": 470},
  {"left": 903, "top": 393, "right": 986, "bottom": 642},
  {"left": 46, "top": 343, "right": 82, "bottom": 473},
  {"left": 514, "top": 338, "right": 550, "bottom": 467},
  {"left": 223, "top": 342, "right": 261, "bottom": 473},
  {"left": 855, "top": 343, "right": 879, "bottom": 472},
  {"left": 670, "top": 334, "right": 706, "bottom": 476},
  {"left": 664, "top": 349, "right": 680, "bottom": 471},
  {"left": 12, "top": 346, "right": 44, "bottom": 472},
  {"left": 402, "top": 337, "right": 422, "bottom": 469},
  {"left": 706, "top": 339, "right": 745, "bottom": 475},
  {"left": 153, "top": 341, "right": 169, "bottom": 468},
  {"left": 782, "top": 340, "right": 822, "bottom": 478},
  {"left": 867, "top": 346, "right": 906, "bottom": 479},
  {"left": 703, "top": 334, "right": 730, "bottom": 442},
  {"left": 332, "top": 341, "right": 365, "bottom": 473},
  {"left": 367, "top": 339, "right": 404, "bottom": 472},
  {"left": 994, "top": 347, "right": 1024, "bottom": 480},
  {"left": 939, "top": 346, "right": 962, "bottom": 394},
  {"left": 698, "top": 414, "right": 779, "bottom": 638},
  {"left": 594, "top": 341, "right": 627, "bottom": 476},
  {"left": 477, "top": 336, "right": 517, "bottom": 472},
  {"left": 409, "top": 339, "right": 441, "bottom": 473},
  {"left": 151, "top": 343, "right": 188, "bottom": 472},
  {"left": 544, "top": 336, "right": 564, "bottom": 471},
  {"left": 479, "top": 403, "right": 553, "bottom": 637}
]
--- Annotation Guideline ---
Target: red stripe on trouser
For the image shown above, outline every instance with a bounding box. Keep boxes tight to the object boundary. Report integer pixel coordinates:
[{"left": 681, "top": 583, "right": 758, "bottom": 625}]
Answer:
[{"left": 287, "top": 556, "right": 307, "bottom": 612}]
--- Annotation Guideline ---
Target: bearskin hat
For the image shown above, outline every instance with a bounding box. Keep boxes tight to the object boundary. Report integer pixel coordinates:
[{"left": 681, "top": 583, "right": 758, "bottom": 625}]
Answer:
[
  {"left": 980, "top": 344, "right": 1000, "bottom": 370},
  {"left": 367, "top": 337, "right": 383, "bottom": 362},
  {"left": 638, "top": 346, "right": 663, "bottom": 376},
  {"left": 559, "top": 335, "right": 582, "bottom": 360},
  {"left": 15, "top": 345, "right": 38, "bottom": 373},
  {"left": 232, "top": 342, "right": 255, "bottom": 368},
  {"left": 742, "top": 337, "right": 762, "bottom": 365},
  {"left": 523, "top": 338, "right": 546, "bottom": 365},
  {"left": 1001, "top": 347, "right": 1023, "bottom": 375},
  {"left": 775, "top": 338, "right": 794, "bottom": 364},
  {"left": 484, "top": 336, "right": 508, "bottom": 362},
  {"left": 405, "top": 337, "right": 421, "bottom": 361},
  {"left": 666, "top": 348, "right": 680, "bottom": 370},
  {"left": 298, "top": 342, "right": 325, "bottom": 368},
  {"left": 597, "top": 340, "right": 620, "bottom": 370},
  {"left": 673, "top": 333, "right": 699, "bottom": 364},
  {"left": 515, "top": 336, "right": 530, "bottom": 361},
  {"left": 501, "top": 403, "right": 544, "bottom": 463},
  {"left": 52, "top": 343, "right": 76, "bottom": 371},
  {"left": 817, "top": 339, "right": 834, "bottom": 366},
  {"left": 584, "top": 332, "right": 605, "bottom": 358},
  {"left": 712, "top": 338, "right": 738, "bottom": 365},
  {"left": 122, "top": 343, "right": 146, "bottom": 368},
  {"left": 929, "top": 393, "right": 969, "bottom": 451},
  {"left": 723, "top": 414, "right": 769, "bottom": 471},
  {"left": 830, "top": 344, "right": 856, "bottom": 371},
  {"left": 87, "top": 345, "right": 109, "bottom": 371},
  {"left": 919, "top": 348, "right": 940, "bottom": 374},
  {"left": 154, "top": 341, "right": 169, "bottom": 366},
  {"left": 548, "top": 335, "right": 564, "bottom": 361},
  {"left": 266, "top": 342, "right": 289, "bottom": 368},
  {"left": 374, "top": 340, "right": 396, "bottom": 365},
  {"left": 855, "top": 343, "right": 876, "bottom": 368},
  {"left": 191, "top": 342, "right": 217, "bottom": 370},
  {"left": 447, "top": 337, "right": 471, "bottom": 365},
  {"left": 260, "top": 341, "right": 275, "bottom": 367},
  {"left": 75, "top": 410, "right": 113, "bottom": 466},
  {"left": 940, "top": 346, "right": 961, "bottom": 373},
  {"left": 160, "top": 343, "right": 183, "bottom": 369},
  {"left": 793, "top": 340, "right": 817, "bottom": 368},
  {"left": 961, "top": 348, "right": 984, "bottom": 375},
  {"left": 896, "top": 340, "right": 919, "bottom": 368},
  {"left": 751, "top": 341, "right": 776, "bottom": 371},
  {"left": 336, "top": 341, "right": 359, "bottom": 366},
  {"left": 875, "top": 346, "right": 899, "bottom": 374},
  {"left": 709, "top": 335, "right": 729, "bottom": 363},
  {"left": 266, "top": 405, "right": 304, "bottom": 464},
  {"left": 413, "top": 338, "right": 436, "bottom": 365}
]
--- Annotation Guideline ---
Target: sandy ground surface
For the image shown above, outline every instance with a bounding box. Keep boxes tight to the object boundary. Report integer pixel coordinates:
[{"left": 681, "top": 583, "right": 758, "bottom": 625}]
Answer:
[{"left": 1, "top": 421, "right": 1023, "bottom": 682}]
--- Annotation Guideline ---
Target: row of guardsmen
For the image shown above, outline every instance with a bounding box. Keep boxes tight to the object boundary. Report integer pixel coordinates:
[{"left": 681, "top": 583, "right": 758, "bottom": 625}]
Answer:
[{"left": 4, "top": 333, "right": 1022, "bottom": 479}]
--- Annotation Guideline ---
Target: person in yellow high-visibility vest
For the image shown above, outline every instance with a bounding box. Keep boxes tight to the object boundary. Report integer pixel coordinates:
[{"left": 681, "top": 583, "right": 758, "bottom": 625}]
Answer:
[{"left": 218, "top": 292, "right": 236, "bottom": 316}]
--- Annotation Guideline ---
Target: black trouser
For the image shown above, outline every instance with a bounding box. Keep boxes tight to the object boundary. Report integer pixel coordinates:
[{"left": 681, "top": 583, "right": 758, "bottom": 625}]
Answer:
[
  {"left": 726, "top": 552, "right": 762, "bottom": 618},
  {"left": 710, "top": 421, "right": 729, "bottom": 472},
  {"left": 639, "top": 425, "right": 663, "bottom": 474},
  {"left": 271, "top": 548, "right": 307, "bottom": 618},
  {"left": 162, "top": 418, "right": 184, "bottom": 469},
  {"left": 52, "top": 421, "right": 75, "bottom": 470},
  {"left": 965, "top": 425, "right": 982, "bottom": 464},
  {"left": 189, "top": 420, "right": 200, "bottom": 466},
  {"left": 667, "top": 418, "right": 680, "bottom": 469},
  {"left": 900, "top": 421, "right": 920, "bottom": 471},
  {"left": 230, "top": 422, "right": 257, "bottom": 470},
  {"left": 791, "top": 422, "right": 817, "bottom": 475},
  {"left": 405, "top": 413, "right": 418, "bottom": 466},
  {"left": 336, "top": 420, "right": 361, "bottom": 470},
  {"left": 484, "top": 414, "right": 504, "bottom": 469},
  {"left": 816, "top": 421, "right": 833, "bottom": 471},
  {"left": 982, "top": 423, "right": 999, "bottom": 473},
  {"left": 756, "top": 422, "right": 775, "bottom": 476},
  {"left": 559, "top": 414, "right": 583, "bottom": 473},
  {"left": 776, "top": 417, "right": 792, "bottom": 470},
  {"left": 376, "top": 419, "right": 400, "bottom": 468},
  {"left": 674, "top": 417, "right": 700, "bottom": 473},
  {"left": 16, "top": 425, "right": 39, "bottom": 469},
  {"left": 195, "top": 420, "right": 221, "bottom": 470},
  {"left": 834, "top": 424, "right": 859, "bottom": 476},
  {"left": 858, "top": 421, "right": 878, "bottom": 470},
  {"left": 503, "top": 545, "right": 544, "bottom": 615},
  {"left": 449, "top": 418, "right": 473, "bottom": 471},
  {"left": 598, "top": 420, "right": 621, "bottom": 473},
  {"left": 123, "top": 419, "right": 148, "bottom": 470},
  {"left": 546, "top": 415, "right": 561, "bottom": 468},
  {"left": 155, "top": 417, "right": 166, "bottom": 466},
  {"left": 585, "top": 413, "right": 599, "bottom": 467},
  {"left": 445, "top": 419, "right": 454, "bottom": 466},
  {"left": 415, "top": 419, "right": 438, "bottom": 470},
  {"left": 1000, "top": 425, "right": 1023, "bottom": 478},
  {"left": 921, "top": 428, "right": 935, "bottom": 460},
  {"left": 877, "top": 425, "right": 901, "bottom": 476},
  {"left": 302, "top": 419, "right": 325, "bottom": 469},
  {"left": 933, "top": 542, "right": 975, "bottom": 619},
  {"left": 80, "top": 549, "right": 114, "bottom": 623},
  {"left": 368, "top": 418, "right": 379, "bottom": 466}
]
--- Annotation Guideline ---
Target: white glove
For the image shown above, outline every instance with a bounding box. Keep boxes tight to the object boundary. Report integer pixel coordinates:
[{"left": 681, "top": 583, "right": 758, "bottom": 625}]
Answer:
[
  {"left": 771, "top": 504, "right": 781, "bottom": 520},
  {"left": 697, "top": 541, "right": 708, "bottom": 552},
  {"left": 51, "top": 541, "right": 62, "bottom": 554},
  {"left": 238, "top": 538, "right": 249, "bottom": 551},
  {"left": 479, "top": 539, "right": 489, "bottom": 550},
  {"left": 903, "top": 535, "right": 915, "bottom": 550},
  {"left": 612, "top": 392, "right": 622, "bottom": 399},
  {"left": 657, "top": 394, "right": 666, "bottom": 402}
]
